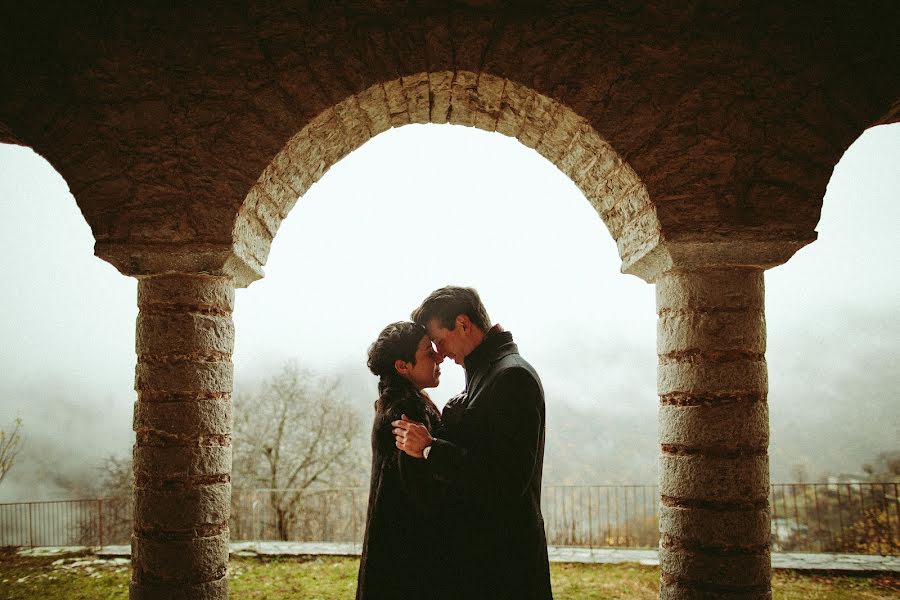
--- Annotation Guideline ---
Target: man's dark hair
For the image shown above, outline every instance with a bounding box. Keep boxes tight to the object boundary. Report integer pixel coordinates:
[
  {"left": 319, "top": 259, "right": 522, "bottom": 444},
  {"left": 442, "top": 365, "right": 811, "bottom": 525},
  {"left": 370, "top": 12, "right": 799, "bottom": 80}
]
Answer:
[
  {"left": 367, "top": 321, "right": 426, "bottom": 379},
  {"left": 411, "top": 286, "right": 491, "bottom": 332}
]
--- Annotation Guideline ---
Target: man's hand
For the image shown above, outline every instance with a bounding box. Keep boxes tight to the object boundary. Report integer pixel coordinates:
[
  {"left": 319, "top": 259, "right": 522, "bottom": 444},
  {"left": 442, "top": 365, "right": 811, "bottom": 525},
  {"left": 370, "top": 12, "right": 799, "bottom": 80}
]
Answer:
[{"left": 392, "top": 414, "right": 433, "bottom": 458}]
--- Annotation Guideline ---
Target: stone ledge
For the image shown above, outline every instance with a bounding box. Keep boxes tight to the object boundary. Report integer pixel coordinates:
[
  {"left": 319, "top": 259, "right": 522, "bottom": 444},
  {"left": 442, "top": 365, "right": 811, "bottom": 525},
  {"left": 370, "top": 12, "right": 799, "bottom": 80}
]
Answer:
[
  {"left": 21, "top": 545, "right": 897, "bottom": 572},
  {"left": 95, "top": 242, "right": 262, "bottom": 288},
  {"left": 623, "top": 237, "right": 816, "bottom": 283}
]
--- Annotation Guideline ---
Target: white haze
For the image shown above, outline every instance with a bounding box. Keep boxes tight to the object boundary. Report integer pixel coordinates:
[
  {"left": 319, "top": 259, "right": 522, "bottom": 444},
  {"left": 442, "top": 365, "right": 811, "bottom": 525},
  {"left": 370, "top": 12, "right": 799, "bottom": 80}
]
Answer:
[{"left": 0, "top": 123, "right": 897, "bottom": 500}]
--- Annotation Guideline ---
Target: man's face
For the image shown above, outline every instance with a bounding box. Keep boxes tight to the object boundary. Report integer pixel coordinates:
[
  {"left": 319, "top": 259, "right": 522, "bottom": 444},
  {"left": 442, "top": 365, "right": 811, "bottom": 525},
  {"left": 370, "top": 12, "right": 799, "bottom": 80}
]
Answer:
[
  {"left": 424, "top": 317, "right": 473, "bottom": 366},
  {"left": 401, "top": 334, "right": 443, "bottom": 389}
]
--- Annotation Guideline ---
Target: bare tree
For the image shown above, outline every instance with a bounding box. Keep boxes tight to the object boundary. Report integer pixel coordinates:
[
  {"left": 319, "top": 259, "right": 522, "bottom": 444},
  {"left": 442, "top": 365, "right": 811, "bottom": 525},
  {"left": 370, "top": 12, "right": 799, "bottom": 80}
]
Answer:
[
  {"left": 97, "top": 453, "right": 135, "bottom": 497},
  {"left": 232, "top": 361, "right": 363, "bottom": 540},
  {"left": 0, "top": 417, "right": 23, "bottom": 486},
  {"left": 95, "top": 454, "right": 135, "bottom": 544}
]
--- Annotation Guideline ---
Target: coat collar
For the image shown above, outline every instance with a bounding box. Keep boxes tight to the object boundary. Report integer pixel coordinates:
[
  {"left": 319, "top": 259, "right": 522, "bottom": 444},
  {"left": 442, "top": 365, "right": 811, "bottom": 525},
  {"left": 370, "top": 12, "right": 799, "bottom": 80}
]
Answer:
[
  {"left": 375, "top": 376, "right": 420, "bottom": 410},
  {"left": 464, "top": 326, "right": 518, "bottom": 379}
]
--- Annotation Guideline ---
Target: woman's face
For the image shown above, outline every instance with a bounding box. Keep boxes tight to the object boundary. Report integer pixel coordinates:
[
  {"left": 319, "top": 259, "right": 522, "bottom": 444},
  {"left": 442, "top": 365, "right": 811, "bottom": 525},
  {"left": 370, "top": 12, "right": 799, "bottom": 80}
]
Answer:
[{"left": 400, "top": 334, "right": 444, "bottom": 390}]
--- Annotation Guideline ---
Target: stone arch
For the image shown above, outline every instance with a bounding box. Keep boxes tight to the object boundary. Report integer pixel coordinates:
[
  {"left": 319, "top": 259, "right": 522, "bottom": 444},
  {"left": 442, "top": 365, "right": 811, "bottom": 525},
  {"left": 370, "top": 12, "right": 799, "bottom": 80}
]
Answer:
[
  {"left": 0, "top": 6, "right": 895, "bottom": 599},
  {"left": 0, "top": 121, "right": 20, "bottom": 146},
  {"left": 232, "top": 71, "right": 657, "bottom": 286}
]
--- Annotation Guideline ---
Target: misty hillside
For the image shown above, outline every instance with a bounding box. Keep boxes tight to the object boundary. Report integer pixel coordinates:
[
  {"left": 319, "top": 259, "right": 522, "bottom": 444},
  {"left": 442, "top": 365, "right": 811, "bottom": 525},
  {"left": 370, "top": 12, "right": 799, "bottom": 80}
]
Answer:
[{"left": 3, "top": 335, "right": 896, "bottom": 502}]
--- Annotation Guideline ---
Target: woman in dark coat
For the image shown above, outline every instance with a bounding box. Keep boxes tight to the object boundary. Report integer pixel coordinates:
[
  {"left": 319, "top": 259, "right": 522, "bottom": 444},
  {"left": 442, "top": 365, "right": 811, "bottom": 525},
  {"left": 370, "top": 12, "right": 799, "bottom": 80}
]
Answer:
[{"left": 356, "top": 321, "right": 445, "bottom": 600}]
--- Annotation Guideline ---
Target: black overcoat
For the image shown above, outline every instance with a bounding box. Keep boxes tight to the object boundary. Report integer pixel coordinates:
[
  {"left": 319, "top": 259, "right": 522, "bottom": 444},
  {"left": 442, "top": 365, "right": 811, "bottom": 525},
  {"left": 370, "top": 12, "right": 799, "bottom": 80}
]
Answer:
[
  {"left": 356, "top": 378, "right": 444, "bottom": 600},
  {"left": 427, "top": 328, "right": 553, "bottom": 599}
]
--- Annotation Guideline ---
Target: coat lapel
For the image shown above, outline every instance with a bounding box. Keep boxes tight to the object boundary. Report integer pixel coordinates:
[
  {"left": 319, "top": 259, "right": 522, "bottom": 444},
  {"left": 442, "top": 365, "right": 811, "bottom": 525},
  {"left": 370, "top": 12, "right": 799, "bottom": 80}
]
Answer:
[{"left": 464, "top": 342, "right": 518, "bottom": 410}]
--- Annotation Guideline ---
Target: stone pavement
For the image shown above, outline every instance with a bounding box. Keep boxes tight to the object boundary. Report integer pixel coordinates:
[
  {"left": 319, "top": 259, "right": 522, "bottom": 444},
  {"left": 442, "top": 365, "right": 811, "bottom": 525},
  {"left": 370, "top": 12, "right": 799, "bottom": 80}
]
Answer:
[{"left": 17, "top": 543, "right": 899, "bottom": 573}]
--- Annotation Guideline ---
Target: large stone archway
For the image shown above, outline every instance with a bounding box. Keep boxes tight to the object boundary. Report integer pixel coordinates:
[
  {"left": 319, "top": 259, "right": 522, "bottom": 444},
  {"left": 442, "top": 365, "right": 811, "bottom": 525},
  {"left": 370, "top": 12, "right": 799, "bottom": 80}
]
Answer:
[
  {"left": 1, "top": 3, "right": 897, "bottom": 599},
  {"left": 124, "top": 72, "right": 798, "bottom": 600},
  {"left": 233, "top": 72, "right": 655, "bottom": 282}
]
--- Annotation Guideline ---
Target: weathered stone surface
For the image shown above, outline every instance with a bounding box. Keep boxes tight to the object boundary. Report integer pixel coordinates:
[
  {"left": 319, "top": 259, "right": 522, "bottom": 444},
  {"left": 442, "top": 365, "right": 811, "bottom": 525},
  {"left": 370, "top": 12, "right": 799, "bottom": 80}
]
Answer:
[
  {"left": 660, "top": 455, "right": 769, "bottom": 502},
  {"left": 655, "top": 264, "right": 773, "bottom": 599},
  {"left": 626, "top": 239, "right": 811, "bottom": 283},
  {"left": 657, "top": 358, "right": 767, "bottom": 396},
  {"left": 238, "top": 71, "right": 654, "bottom": 276},
  {"left": 401, "top": 73, "right": 430, "bottom": 125},
  {"left": 95, "top": 244, "right": 262, "bottom": 288},
  {"left": 428, "top": 71, "right": 453, "bottom": 124},
  {"left": 136, "top": 313, "right": 235, "bottom": 356},
  {"left": 133, "top": 399, "right": 233, "bottom": 435},
  {"left": 450, "top": 69, "right": 479, "bottom": 128},
  {"left": 138, "top": 274, "right": 234, "bottom": 311},
  {"left": 474, "top": 74, "right": 505, "bottom": 132},
  {"left": 5, "top": 3, "right": 891, "bottom": 284},
  {"left": 135, "top": 361, "right": 233, "bottom": 394},
  {"left": 659, "top": 403, "right": 769, "bottom": 448},
  {"left": 657, "top": 270, "right": 764, "bottom": 312},
  {"left": 356, "top": 83, "right": 391, "bottom": 135},
  {"left": 4, "top": 6, "right": 893, "bottom": 599},
  {"left": 382, "top": 78, "right": 410, "bottom": 128},
  {"left": 660, "top": 579, "right": 771, "bottom": 600},
  {"left": 657, "top": 311, "right": 765, "bottom": 355},
  {"left": 660, "top": 546, "right": 771, "bottom": 587},
  {"left": 660, "top": 505, "right": 770, "bottom": 548},
  {"left": 133, "top": 446, "right": 231, "bottom": 481},
  {"left": 132, "top": 531, "right": 228, "bottom": 583},
  {"left": 130, "top": 577, "right": 228, "bottom": 600},
  {"left": 134, "top": 484, "right": 231, "bottom": 530},
  {"left": 131, "top": 273, "right": 236, "bottom": 598},
  {"left": 233, "top": 213, "right": 274, "bottom": 272}
]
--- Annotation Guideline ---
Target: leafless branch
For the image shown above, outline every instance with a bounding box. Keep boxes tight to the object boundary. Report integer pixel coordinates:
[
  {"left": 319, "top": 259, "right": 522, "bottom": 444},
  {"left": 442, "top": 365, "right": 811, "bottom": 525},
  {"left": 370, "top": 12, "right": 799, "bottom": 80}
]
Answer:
[
  {"left": 0, "top": 416, "right": 24, "bottom": 486},
  {"left": 231, "top": 360, "right": 365, "bottom": 539}
]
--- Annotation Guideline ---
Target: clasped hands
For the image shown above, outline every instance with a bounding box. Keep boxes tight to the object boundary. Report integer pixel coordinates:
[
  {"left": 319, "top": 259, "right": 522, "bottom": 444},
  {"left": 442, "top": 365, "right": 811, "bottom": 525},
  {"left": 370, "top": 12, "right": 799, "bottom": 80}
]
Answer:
[{"left": 391, "top": 414, "right": 433, "bottom": 458}]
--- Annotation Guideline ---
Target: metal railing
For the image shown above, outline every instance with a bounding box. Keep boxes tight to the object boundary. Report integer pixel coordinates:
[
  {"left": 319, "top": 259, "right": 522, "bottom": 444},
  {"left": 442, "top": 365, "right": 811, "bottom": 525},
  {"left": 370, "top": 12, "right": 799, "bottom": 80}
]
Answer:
[
  {"left": 0, "top": 496, "right": 132, "bottom": 547},
  {"left": 2, "top": 483, "right": 897, "bottom": 554},
  {"left": 230, "top": 487, "right": 365, "bottom": 544},
  {"left": 770, "top": 482, "right": 899, "bottom": 554},
  {"left": 543, "top": 485, "right": 659, "bottom": 548}
]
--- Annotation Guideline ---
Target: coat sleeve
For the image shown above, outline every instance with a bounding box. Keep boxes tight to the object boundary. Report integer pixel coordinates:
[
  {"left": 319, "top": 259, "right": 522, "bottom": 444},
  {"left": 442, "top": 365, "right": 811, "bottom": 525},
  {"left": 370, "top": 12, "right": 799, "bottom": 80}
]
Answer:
[
  {"left": 426, "top": 367, "right": 543, "bottom": 499},
  {"left": 382, "top": 400, "right": 447, "bottom": 513}
]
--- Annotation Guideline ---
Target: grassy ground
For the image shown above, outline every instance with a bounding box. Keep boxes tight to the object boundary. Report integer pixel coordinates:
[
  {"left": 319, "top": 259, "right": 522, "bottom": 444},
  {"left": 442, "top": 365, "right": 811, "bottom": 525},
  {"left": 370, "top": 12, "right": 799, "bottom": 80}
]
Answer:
[{"left": 1, "top": 549, "right": 898, "bottom": 599}]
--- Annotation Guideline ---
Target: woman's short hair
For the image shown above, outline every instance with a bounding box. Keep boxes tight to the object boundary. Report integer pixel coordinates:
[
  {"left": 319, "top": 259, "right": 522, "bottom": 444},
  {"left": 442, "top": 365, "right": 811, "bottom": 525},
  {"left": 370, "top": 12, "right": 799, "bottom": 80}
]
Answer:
[{"left": 367, "top": 321, "right": 426, "bottom": 378}]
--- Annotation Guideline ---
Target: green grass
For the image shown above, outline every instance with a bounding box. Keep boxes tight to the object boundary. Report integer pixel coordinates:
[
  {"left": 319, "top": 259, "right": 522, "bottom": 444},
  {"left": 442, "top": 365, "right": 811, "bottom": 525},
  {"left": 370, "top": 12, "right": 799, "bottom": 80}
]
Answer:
[
  {"left": 1, "top": 549, "right": 897, "bottom": 599},
  {"left": 549, "top": 562, "right": 900, "bottom": 600},
  {"left": 0, "top": 548, "right": 130, "bottom": 600}
]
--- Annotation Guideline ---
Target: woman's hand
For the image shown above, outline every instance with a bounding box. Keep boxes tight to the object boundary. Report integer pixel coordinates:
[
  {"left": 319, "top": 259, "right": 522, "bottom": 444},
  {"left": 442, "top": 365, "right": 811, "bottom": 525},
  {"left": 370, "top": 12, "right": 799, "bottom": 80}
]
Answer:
[{"left": 392, "top": 414, "right": 433, "bottom": 458}]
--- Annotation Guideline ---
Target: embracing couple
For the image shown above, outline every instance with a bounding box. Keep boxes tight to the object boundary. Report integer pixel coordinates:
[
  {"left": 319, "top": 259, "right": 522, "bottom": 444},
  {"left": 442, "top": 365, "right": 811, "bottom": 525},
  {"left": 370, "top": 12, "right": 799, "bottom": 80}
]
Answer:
[{"left": 356, "top": 286, "right": 553, "bottom": 600}]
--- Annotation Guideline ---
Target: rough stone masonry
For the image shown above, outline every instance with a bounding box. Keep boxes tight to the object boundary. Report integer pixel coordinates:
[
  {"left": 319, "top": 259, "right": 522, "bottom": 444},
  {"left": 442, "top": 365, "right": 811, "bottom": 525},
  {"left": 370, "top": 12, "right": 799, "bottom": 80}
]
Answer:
[{"left": 1, "top": 2, "right": 897, "bottom": 598}]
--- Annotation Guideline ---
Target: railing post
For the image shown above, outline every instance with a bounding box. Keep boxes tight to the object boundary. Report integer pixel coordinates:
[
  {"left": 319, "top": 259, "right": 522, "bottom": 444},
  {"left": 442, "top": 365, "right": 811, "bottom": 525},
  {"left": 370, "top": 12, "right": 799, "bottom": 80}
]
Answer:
[
  {"left": 28, "top": 502, "right": 34, "bottom": 547},
  {"left": 252, "top": 490, "right": 260, "bottom": 541},
  {"left": 351, "top": 489, "right": 358, "bottom": 546},
  {"left": 836, "top": 485, "right": 847, "bottom": 551},
  {"left": 98, "top": 498, "right": 104, "bottom": 548},
  {"left": 894, "top": 483, "right": 900, "bottom": 551},
  {"left": 882, "top": 483, "right": 894, "bottom": 554},
  {"left": 587, "top": 487, "right": 593, "bottom": 550},
  {"left": 322, "top": 493, "right": 328, "bottom": 542}
]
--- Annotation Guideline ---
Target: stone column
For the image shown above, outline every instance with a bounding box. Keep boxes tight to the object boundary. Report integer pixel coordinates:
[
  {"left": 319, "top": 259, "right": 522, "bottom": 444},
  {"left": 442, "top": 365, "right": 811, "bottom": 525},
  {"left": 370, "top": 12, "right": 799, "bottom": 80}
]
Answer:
[
  {"left": 131, "top": 273, "right": 234, "bottom": 600},
  {"left": 656, "top": 267, "right": 771, "bottom": 599}
]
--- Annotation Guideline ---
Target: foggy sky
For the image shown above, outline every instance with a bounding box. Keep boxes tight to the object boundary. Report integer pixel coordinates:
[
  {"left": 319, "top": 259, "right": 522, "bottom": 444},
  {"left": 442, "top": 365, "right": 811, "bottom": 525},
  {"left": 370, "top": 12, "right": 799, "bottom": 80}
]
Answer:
[{"left": 0, "top": 123, "right": 897, "bottom": 500}]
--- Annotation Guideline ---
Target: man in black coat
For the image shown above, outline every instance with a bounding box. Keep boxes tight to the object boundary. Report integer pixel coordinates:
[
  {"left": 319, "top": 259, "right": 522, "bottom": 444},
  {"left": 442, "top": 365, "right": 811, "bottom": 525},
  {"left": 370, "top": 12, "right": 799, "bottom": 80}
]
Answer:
[{"left": 393, "top": 286, "right": 553, "bottom": 599}]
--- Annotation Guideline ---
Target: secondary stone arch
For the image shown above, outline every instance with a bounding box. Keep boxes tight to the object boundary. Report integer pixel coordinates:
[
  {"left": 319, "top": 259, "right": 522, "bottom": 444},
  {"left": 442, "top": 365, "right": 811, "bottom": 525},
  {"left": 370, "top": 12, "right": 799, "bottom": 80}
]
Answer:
[
  {"left": 232, "top": 71, "right": 657, "bottom": 285},
  {"left": 0, "top": 120, "right": 20, "bottom": 146}
]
